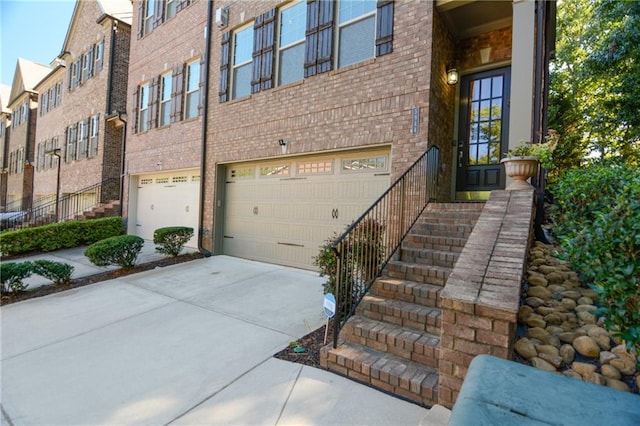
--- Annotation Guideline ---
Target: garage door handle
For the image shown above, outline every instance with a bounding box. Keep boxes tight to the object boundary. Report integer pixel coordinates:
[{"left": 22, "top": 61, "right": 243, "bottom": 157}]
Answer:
[
  {"left": 253, "top": 206, "right": 258, "bottom": 215},
  {"left": 332, "top": 208, "right": 339, "bottom": 219}
]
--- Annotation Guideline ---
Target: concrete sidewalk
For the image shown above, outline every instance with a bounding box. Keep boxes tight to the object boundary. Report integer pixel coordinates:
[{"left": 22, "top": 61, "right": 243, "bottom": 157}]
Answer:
[{"left": 1, "top": 254, "right": 433, "bottom": 425}]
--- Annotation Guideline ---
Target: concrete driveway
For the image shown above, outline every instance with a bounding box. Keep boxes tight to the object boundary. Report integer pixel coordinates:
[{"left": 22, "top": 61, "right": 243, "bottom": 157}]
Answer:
[{"left": 1, "top": 255, "right": 429, "bottom": 425}]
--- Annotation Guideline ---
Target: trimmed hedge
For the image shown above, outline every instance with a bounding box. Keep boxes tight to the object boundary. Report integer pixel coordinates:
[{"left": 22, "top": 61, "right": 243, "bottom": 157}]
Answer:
[
  {"left": 84, "top": 235, "right": 144, "bottom": 269},
  {"left": 33, "top": 260, "right": 74, "bottom": 284},
  {"left": 0, "top": 260, "right": 75, "bottom": 294},
  {"left": 153, "top": 226, "right": 194, "bottom": 257},
  {"left": 0, "top": 217, "right": 124, "bottom": 256},
  {"left": 551, "top": 162, "right": 640, "bottom": 360}
]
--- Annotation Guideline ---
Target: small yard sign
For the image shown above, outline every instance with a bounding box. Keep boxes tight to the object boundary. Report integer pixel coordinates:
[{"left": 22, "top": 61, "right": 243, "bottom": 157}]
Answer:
[{"left": 323, "top": 293, "right": 336, "bottom": 318}]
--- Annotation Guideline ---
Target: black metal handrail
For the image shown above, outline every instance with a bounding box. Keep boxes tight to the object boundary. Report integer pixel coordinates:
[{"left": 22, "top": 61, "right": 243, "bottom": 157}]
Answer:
[
  {"left": 331, "top": 146, "right": 439, "bottom": 348},
  {"left": 0, "top": 178, "right": 120, "bottom": 231}
]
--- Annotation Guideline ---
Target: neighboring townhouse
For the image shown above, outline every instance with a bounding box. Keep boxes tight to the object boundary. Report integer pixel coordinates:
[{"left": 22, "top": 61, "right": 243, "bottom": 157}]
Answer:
[
  {"left": 29, "top": 0, "right": 132, "bottom": 222},
  {"left": 124, "top": 0, "right": 207, "bottom": 247},
  {"left": 0, "top": 84, "right": 12, "bottom": 211},
  {"left": 196, "top": 0, "right": 554, "bottom": 269},
  {"left": 4, "top": 59, "right": 52, "bottom": 211}
]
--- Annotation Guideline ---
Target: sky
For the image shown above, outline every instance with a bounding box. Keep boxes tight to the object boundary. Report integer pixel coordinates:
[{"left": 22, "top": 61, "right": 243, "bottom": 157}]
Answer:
[{"left": 1, "top": 0, "right": 76, "bottom": 87}]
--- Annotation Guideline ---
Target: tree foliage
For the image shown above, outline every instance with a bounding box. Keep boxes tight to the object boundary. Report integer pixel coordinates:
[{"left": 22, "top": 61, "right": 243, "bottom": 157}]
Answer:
[{"left": 549, "top": 0, "right": 640, "bottom": 167}]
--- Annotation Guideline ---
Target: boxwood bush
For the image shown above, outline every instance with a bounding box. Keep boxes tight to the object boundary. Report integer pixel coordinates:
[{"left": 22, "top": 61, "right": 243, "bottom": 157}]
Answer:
[
  {"left": 33, "top": 260, "right": 74, "bottom": 284},
  {"left": 0, "top": 261, "right": 33, "bottom": 294},
  {"left": 153, "top": 226, "right": 194, "bottom": 257},
  {"left": 0, "top": 217, "right": 124, "bottom": 256},
  {"left": 84, "top": 235, "right": 144, "bottom": 269},
  {"left": 550, "top": 162, "right": 640, "bottom": 360}
]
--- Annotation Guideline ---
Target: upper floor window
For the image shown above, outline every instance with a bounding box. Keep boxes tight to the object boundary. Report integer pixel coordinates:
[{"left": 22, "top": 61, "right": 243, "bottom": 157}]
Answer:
[
  {"left": 144, "top": 0, "right": 155, "bottom": 36},
  {"left": 89, "top": 115, "right": 99, "bottom": 157},
  {"left": 337, "top": 0, "right": 376, "bottom": 68},
  {"left": 160, "top": 72, "right": 172, "bottom": 126},
  {"left": 232, "top": 25, "right": 254, "bottom": 100},
  {"left": 166, "top": 0, "right": 177, "bottom": 19},
  {"left": 278, "top": 1, "right": 305, "bottom": 86},
  {"left": 184, "top": 61, "right": 200, "bottom": 119},
  {"left": 138, "top": 83, "right": 150, "bottom": 132}
]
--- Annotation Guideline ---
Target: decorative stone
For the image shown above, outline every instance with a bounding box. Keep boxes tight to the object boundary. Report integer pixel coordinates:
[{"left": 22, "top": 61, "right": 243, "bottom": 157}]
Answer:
[
  {"left": 546, "top": 271, "right": 565, "bottom": 284},
  {"left": 527, "top": 327, "right": 551, "bottom": 344},
  {"left": 526, "top": 315, "right": 547, "bottom": 329},
  {"left": 577, "top": 296, "right": 593, "bottom": 305},
  {"left": 536, "top": 306, "right": 556, "bottom": 316},
  {"left": 563, "top": 369, "right": 583, "bottom": 380},
  {"left": 548, "top": 284, "right": 566, "bottom": 294},
  {"left": 536, "top": 344, "right": 560, "bottom": 357},
  {"left": 530, "top": 249, "right": 545, "bottom": 259},
  {"left": 563, "top": 280, "right": 581, "bottom": 288},
  {"left": 559, "top": 332, "right": 576, "bottom": 344},
  {"left": 573, "top": 336, "right": 601, "bottom": 358},
  {"left": 587, "top": 326, "right": 608, "bottom": 337},
  {"left": 560, "top": 344, "right": 576, "bottom": 365},
  {"left": 601, "top": 364, "right": 621, "bottom": 380},
  {"left": 531, "top": 357, "right": 557, "bottom": 372},
  {"left": 580, "top": 288, "right": 598, "bottom": 300},
  {"left": 561, "top": 290, "right": 582, "bottom": 300},
  {"left": 528, "top": 275, "right": 548, "bottom": 287},
  {"left": 576, "top": 304, "right": 598, "bottom": 313},
  {"left": 592, "top": 334, "right": 611, "bottom": 351},
  {"left": 636, "top": 375, "right": 640, "bottom": 391},
  {"left": 538, "top": 265, "right": 556, "bottom": 275},
  {"left": 610, "top": 358, "right": 636, "bottom": 376},
  {"left": 546, "top": 325, "right": 564, "bottom": 336},
  {"left": 572, "top": 361, "right": 597, "bottom": 378},
  {"left": 514, "top": 338, "right": 538, "bottom": 359},
  {"left": 560, "top": 298, "right": 577, "bottom": 310},
  {"left": 544, "top": 313, "right": 563, "bottom": 325},
  {"left": 538, "top": 353, "right": 564, "bottom": 369},
  {"left": 528, "top": 286, "right": 552, "bottom": 300},
  {"left": 518, "top": 305, "right": 534, "bottom": 323},
  {"left": 577, "top": 310, "right": 597, "bottom": 324},
  {"left": 599, "top": 351, "right": 617, "bottom": 365},
  {"left": 586, "top": 372, "right": 606, "bottom": 386},
  {"left": 532, "top": 258, "right": 546, "bottom": 266},
  {"left": 526, "top": 297, "right": 546, "bottom": 308},
  {"left": 547, "top": 335, "right": 561, "bottom": 349},
  {"left": 606, "top": 378, "right": 631, "bottom": 393}
]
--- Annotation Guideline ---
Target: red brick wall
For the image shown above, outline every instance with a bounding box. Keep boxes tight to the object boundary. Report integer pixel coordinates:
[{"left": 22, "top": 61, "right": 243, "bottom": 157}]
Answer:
[
  {"left": 201, "top": 0, "right": 444, "bottom": 251},
  {"left": 456, "top": 26, "right": 512, "bottom": 70}
]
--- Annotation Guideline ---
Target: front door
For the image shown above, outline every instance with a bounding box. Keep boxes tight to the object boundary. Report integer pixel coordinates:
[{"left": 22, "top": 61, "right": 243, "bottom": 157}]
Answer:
[{"left": 456, "top": 67, "right": 511, "bottom": 197}]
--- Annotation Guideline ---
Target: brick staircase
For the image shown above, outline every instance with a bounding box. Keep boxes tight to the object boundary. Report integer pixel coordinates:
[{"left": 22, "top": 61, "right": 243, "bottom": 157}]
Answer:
[
  {"left": 320, "top": 202, "right": 484, "bottom": 407},
  {"left": 76, "top": 200, "right": 121, "bottom": 220}
]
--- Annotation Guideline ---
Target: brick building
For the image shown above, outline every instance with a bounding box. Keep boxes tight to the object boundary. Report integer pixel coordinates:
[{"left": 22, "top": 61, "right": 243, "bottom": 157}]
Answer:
[
  {"left": 2, "top": 59, "right": 51, "bottom": 211},
  {"left": 0, "top": 84, "right": 12, "bottom": 210},
  {"left": 122, "top": 0, "right": 554, "bottom": 269},
  {"left": 124, "top": 0, "right": 207, "bottom": 247},
  {"left": 30, "top": 0, "right": 132, "bottom": 221}
]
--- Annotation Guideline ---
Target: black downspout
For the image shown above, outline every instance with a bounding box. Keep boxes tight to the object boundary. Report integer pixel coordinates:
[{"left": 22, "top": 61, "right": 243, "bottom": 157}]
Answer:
[
  {"left": 106, "top": 21, "right": 117, "bottom": 115},
  {"left": 198, "top": 0, "right": 214, "bottom": 257},
  {"left": 24, "top": 96, "right": 33, "bottom": 211},
  {"left": 119, "top": 113, "right": 127, "bottom": 215}
]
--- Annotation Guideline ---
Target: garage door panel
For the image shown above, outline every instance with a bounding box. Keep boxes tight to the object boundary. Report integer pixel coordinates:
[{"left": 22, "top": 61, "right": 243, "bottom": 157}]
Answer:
[{"left": 223, "top": 151, "right": 390, "bottom": 270}]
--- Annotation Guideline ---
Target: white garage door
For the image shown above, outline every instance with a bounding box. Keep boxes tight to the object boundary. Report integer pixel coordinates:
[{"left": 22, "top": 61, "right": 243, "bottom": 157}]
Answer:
[
  {"left": 134, "top": 171, "right": 200, "bottom": 248},
  {"left": 223, "top": 149, "right": 391, "bottom": 270}
]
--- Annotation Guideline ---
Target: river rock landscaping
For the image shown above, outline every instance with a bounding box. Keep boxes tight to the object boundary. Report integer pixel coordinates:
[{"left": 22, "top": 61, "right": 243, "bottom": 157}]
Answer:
[{"left": 515, "top": 240, "right": 639, "bottom": 394}]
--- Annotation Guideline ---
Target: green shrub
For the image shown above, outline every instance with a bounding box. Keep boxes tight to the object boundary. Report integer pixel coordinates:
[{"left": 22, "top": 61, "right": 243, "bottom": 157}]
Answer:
[
  {"left": 153, "top": 226, "right": 194, "bottom": 257},
  {"left": 33, "top": 260, "right": 74, "bottom": 284},
  {"left": 550, "top": 162, "right": 640, "bottom": 361},
  {"left": 84, "top": 235, "right": 144, "bottom": 269},
  {"left": 1, "top": 261, "right": 33, "bottom": 294},
  {"left": 0, "top": 217, "right": 124, "bottom": 256}
]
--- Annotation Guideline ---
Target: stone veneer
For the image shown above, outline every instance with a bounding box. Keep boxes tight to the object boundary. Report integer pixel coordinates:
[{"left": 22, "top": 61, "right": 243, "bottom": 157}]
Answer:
[{"left": 437, "top": 189, "right": 535, "bottom": 408}]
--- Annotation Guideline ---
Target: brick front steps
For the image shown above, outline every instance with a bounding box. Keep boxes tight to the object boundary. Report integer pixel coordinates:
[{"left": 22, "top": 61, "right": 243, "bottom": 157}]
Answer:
[{"left": 320, "top": 203, "right": 484, "bottom": 407}]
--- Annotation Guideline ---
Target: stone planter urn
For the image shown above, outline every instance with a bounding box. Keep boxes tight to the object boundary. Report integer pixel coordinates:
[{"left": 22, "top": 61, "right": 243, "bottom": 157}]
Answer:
[{"left": 501, "top": 156, "right": 539, "bottom": 190}]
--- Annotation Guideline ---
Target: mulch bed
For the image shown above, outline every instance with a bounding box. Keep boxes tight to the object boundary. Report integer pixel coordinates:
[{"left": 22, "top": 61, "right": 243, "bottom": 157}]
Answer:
[
  {"left": 1, "top": 252, "right": 204, "bottom": 306},
  {"left": 274, "top": 322, "right": 335, "bottom": 367}
]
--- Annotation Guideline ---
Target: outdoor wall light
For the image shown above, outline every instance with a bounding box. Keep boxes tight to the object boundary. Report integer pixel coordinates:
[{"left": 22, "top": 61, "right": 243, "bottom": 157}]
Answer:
[
  {"left": 446, "top": 67, "right": 459, "bottom": 85},
  {"left": 278, "top": 139, "right": 289, "bottom": 154}
]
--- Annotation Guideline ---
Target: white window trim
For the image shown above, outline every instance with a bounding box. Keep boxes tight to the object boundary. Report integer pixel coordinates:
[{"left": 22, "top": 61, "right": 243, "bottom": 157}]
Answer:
[
  {"left": 160, "top": 72, "right": 172, "bottom": 126},
  {"left": 184, "top": 61, "right": 200, "bottom": 119},
  {"left": 139, "top": 83, "right": 150, "bottom": 132},
  {"left": 231, "top": 23, "right": 254, "bottom": 100}
]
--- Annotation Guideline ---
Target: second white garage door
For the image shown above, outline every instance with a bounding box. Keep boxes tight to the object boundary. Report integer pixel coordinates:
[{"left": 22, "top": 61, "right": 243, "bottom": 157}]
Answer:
[
  {"left": 134, "top": 171, "right": 200, "bottom": 248},
  {"left": 223, "top": 149, "right": 391, "bottom": 270}
]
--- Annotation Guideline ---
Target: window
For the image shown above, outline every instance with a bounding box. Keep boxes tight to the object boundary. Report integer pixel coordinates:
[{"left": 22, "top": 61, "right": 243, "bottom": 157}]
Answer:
[
  {"left": 56, "top": 81, "right": 63, "bottom": 105},
  {"left": 17, "top": 148, "right": 24, "bottom": 173},
  {"left": 232, "top": 26, "right": 253, "bottom": 99},
  {"left": 77, "top": 119, "right": 88, "bottom": 159},
  {"left": 81, "top": 53, "right": 89, "bottom": 83},
  {"left": 95, "top": 39, "right": 104, "bottom": 72},
  {"left": 166, "top": 0, "right": 177, "bottom": 19},
  {"left": 278, "top": 1, "right": 305, "bottom": 86},
  {"left": 144, "top": 0, "right": 155, "bottom": 35},
  {"left": 184, "top": 61, "right": 200, "bottom": 119},
  {"left": 342, "top": 156, "right": 387, "bottom": 171},
  {"left": 89, "top": 115, "right": 99, "bottom": 157},
  {"left": 337, "top": 0, "right": 376, "bottom": 68},
  {"left": 41, "top": 91, "right": 49, "bottom": 116},
  {"left": 138, "top": 83, "right": 150, "bottom": 132},
  {"left": 21, "top": 102, "right": 28, "bottom": 123},
  {"left": 66, "top": 124, "right": 77, "bottom": 162},
  {"left": 298, "top": 160, "right": 333, "bottom": 174},
  {"left": 160, "top": 73, "right": 172, "bottom": 126}
]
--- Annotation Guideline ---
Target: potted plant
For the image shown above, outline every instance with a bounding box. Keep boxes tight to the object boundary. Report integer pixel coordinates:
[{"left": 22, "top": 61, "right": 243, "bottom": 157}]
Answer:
[{"left": 501, "top": 132, "right": 558, "bottom": 190}]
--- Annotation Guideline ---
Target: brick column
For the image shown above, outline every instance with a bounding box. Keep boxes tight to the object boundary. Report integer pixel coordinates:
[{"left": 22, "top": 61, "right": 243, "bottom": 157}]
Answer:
[{"left": 437, "top": 190, "right": 534, "bottom": 408}]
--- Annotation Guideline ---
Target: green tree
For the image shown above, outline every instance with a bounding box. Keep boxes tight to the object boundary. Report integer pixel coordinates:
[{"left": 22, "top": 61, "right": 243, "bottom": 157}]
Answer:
[{"left": 549, "top": 0, "right": 640, "bottom": 168}]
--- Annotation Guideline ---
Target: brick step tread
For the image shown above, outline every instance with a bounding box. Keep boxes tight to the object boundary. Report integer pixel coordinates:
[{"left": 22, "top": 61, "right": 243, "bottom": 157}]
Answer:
[
  {"left": 402, "top": 234, "right": 468, "bottom": 252},
  {"left": 371, "top": 278, "right": 442, "bottom": 307},
  {"left": 321, "top": 341, "right": 439, "bottom": 407},
  {"left": 425, "top": 202, "right": 484, "bottom": 211},
  {"left": 399, "top": 247, "right": 460, "bottom": 267},
  {"left": 386, "top": 261, "right": 452, "bottom": 286},
  {"left": 358, "top": 295, "right": 442, "bottom": 335},
  {"left": 409, "top": 222, "right": 475, "bottom": 236}
]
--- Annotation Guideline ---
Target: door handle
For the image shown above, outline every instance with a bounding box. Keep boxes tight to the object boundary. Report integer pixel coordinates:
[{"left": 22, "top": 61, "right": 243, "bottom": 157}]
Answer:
[{"left": 458, "top": 150, "right": 464, "bottom": 168}]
